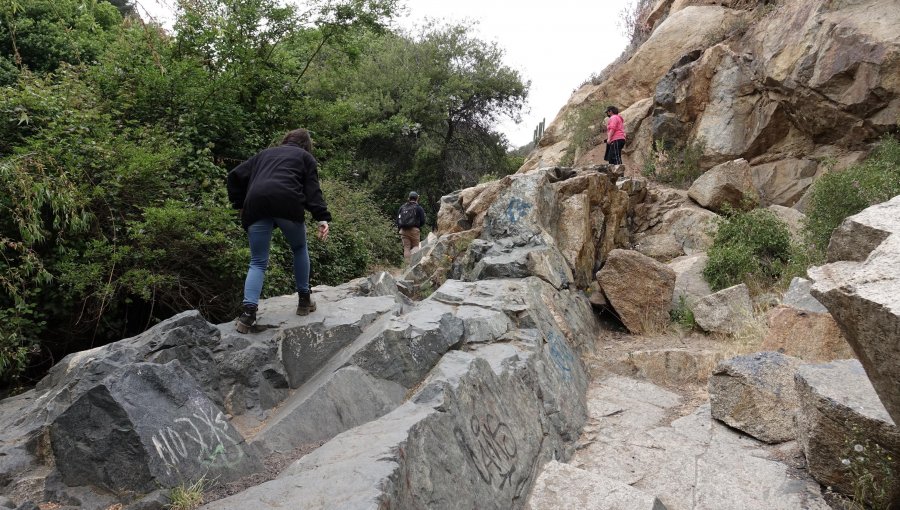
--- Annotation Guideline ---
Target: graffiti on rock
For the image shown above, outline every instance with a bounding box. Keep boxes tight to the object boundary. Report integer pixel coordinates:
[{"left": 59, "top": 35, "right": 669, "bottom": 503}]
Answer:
[
  {"left": 505, "top": 198, "right": 532, "bottom": 224},
  {"left": 151, "top": 406, "right": 245, "bottom": 475},
  {"left": 455, "top": 413, "right": 527, "bottom": 496},
  {"left": 548, "top": 331, "right": 575, "bottom": 381}
]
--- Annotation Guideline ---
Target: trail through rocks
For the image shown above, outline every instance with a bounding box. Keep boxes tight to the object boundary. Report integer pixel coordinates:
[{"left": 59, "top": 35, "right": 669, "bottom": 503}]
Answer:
[{"left": 527, "top": 326, "right": 834, "bottom": 510}]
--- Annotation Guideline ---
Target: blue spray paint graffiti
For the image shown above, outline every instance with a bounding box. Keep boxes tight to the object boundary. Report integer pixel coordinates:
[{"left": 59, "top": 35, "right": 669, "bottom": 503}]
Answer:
[
  {"left": 505, "top": 198, "right": 532, "bottom": 224},
  {"left": 547, "top": 331, "right": 575, "bottom": 381}
]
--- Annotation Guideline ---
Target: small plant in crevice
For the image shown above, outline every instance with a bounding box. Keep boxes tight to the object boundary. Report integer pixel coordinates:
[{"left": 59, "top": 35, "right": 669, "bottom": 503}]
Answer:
[
  {"left": 840, "top": 428, "right": 897, "bottom": 510},
  {"left": 670, "top": 295, "right": 696, "bottom": 330},
  {"left": 642, "top": 138, "right": 706, "bottom": 188}
]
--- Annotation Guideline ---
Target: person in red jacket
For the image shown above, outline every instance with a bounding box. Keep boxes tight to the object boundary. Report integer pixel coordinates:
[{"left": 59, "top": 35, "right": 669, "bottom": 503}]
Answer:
[
  {"left": 226, "top": 128, "right": 331, "bottom": 333},
  {"left": 604, "top": 105, "right": 626, "bottom": 166}
]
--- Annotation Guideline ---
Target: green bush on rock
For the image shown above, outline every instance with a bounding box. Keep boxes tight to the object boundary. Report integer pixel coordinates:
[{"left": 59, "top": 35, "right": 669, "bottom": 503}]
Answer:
[
  {"left": 804, "top": 136, "right": 900, "bottom": 254},
  {"left": 703, "top": 208, "right": 796, "bottom": 292}
]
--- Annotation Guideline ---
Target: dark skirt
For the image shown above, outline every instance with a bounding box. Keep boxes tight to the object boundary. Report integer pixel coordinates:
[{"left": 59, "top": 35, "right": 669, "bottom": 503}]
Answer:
[{"left": 604, "top": 139, "right": 625, "bottom": 165}]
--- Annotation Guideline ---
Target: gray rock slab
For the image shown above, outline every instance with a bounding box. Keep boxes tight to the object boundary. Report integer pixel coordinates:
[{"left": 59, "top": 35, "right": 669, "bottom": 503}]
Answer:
[
  {"left": 526, "top": 460, "right": 666, "bottom": 510},
  {"left": 349, "top": 300, "right": 465, "bottom": 388},
  {"left": 782, "top": 277, "right": 827, "bottom": 313},
  {"left": 575, "top": 377, "right": 830, "bottom": 510},
  {"left": 248, "top": 365, "right": 405, "bottom": 453},
  {"left": 809, "top": 195, "right": 900, "bottom": 425},
  {"left": 709, "top": 352, "right": 804, "bottom": 443},
  {"left": 206, "top": 327, "right": 588, "bottom": 510},
  {"left": 276, "top": 296, "right": 399, "bottom": 388},
  {"left": 794, "top": 359, "right": 900, "bottom": 500},
  {"left": 692, "top": 283, "right": 752, "bottom": 335},
  {"left": 49, "top": 362, "right": 261, "bottom": 494}
]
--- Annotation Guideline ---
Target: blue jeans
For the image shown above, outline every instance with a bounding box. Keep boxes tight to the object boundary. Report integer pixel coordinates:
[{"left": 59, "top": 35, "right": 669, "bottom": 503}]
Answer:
[{"left": 243, "top": 218, "right": 309, "bottom": 307}]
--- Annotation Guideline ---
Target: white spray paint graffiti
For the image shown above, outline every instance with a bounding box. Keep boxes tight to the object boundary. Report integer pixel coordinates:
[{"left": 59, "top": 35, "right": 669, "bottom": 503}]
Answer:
[{"left": 151, "top": 406, "right": 245, "bottom": 475}]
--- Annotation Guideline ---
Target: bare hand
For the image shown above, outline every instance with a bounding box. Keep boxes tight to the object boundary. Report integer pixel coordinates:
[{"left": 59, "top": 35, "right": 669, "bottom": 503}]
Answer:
[{"left": 317, "top": 222, "right": 329, "bottom": 241}]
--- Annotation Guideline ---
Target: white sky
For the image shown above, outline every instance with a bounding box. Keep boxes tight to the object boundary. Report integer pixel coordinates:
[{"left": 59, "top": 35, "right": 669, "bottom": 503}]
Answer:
[{"left": 135, "top": 0, "right": 631, "bottom": 148}]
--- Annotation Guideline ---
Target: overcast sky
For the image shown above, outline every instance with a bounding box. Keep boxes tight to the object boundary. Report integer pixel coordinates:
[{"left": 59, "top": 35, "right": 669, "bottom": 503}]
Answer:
[{"left": 135, "top": 0, "right": 631, "bottom": 148}]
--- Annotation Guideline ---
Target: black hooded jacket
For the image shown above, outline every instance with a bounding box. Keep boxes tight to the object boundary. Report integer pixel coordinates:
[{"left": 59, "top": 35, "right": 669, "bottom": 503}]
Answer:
[{"left": 226, "top": 142, "right": 332, "bottom": 229}]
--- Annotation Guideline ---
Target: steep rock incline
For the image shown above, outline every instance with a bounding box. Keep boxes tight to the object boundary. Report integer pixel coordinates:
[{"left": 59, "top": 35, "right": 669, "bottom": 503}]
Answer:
[{"left": 522, "top": 0, "right": 899, "bottom": 210}]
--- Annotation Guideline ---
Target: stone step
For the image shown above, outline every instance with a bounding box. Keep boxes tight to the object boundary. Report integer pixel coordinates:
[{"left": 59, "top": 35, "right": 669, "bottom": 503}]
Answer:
[{"left": 526, "top": 460, "right": 666, "bottom": 510}]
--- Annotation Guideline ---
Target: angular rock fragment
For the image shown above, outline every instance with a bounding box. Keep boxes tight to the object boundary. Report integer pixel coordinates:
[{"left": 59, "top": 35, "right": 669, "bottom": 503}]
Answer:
[
  {"left": 709, "top": 352, "right": 803, "bottom": 443},
  {"left": 692, "top": 283, "right": 752, "bottom": 335},
  {"left": 597, "top": 249, "right": 676, "bottom": 334}
]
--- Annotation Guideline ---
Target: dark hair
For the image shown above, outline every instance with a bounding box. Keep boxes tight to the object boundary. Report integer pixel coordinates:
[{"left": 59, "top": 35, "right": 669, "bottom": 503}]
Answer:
[
  {"left": 606, "top": 106, "right": 619, "bottom": 115},
  {"left": 281, "top": 128, "right": 312, "bottom": 152}
]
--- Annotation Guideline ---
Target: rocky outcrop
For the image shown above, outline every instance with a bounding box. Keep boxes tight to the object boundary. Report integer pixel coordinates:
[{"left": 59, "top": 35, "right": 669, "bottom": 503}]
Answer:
[
  {"left": 597, "top": 249, "right": 676, "bottom": 334},
  {"left": 809, "top": 195, "right": 900, "bottom": 424},
  {"left": 709, "top": 352, "right": 803, "bottom": 444},
  {"left": 794, "top": 360, "right": 900, "bottom": 505},
  {"left": 522, "top": 0, "right": 899, "bottom": 185},
  {"left": 428, "top": 166, "right": 629, "bottom": 291},
  {"left": 0, "top": 259, "right": 597, "bottom": 509}
]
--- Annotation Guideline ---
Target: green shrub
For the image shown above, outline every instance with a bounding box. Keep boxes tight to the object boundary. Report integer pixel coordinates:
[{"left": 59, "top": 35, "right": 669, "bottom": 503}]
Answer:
[
  {"left": 303, "top": 179, "right": 402, "bottom": 287},
  {"left": 804, "top": 136, "right": 900, "bottom": 254},
  {"left": 561, "top": 102, "right": 607, "bottom": 166},
  {"left": 704, "top": 208, "right": 794, "bottom": 291},
  {"left": 670, "top": 295, "right": 696, "bottom": 330},
  {"left": 642, "top": 138, "right": 706, "bottom": 188}
]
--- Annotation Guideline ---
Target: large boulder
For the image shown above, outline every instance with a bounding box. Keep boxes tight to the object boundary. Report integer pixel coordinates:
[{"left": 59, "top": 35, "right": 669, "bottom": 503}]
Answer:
[
  {"left": 760, "top": 306, "right": 853, "bottom": 362},
  {"left": 49, "top": 362, "right": 262, "bottom": 494},
  {"left": 692, "top": 283, "right": 752, "bottom": 335},
  {"left": 794, "top": 360, "right": 900, "bottom": 504},
  {"left": 688, "top": 159, "right": 758, "bottom": 213},
  {"left": 709, "top": 352, "right": 804, "bottom": 443},
  {"left": 597, "top": 249, "right": 677, "bottom": 334},
  {"left": 809, "top": 195, "right": 900, "bottom": 425}
]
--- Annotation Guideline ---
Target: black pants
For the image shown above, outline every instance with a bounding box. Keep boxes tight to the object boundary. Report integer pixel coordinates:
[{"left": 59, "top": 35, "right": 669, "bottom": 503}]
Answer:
[{"left": 604, "top": 139, "right": 625, "bottom": 165}]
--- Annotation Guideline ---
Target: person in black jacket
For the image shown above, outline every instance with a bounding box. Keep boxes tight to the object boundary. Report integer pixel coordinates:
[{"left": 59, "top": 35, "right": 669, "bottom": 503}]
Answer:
[
  {"left": 396, "top": 191, "right": 426, "bottom": 263},
  {"left": 226, "top": 128, "right": 331, "bottom": 333}
]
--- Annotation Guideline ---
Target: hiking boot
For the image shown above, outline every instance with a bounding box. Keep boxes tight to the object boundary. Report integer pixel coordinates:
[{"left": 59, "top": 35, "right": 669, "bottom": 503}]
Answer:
[
  {"left": 235, "top": 304, "right": 257, "bottom": 334},
  {"left": 296, "top": 291, "right": 317, "bottom": 316}
]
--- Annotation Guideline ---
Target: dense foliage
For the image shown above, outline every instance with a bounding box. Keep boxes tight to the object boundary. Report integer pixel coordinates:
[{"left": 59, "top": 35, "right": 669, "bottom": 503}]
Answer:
[
  {"left": 703, "top": 208, "right": 796, "bottom": 292},
  {"left": 804, "top": 136, "right": 900, "bottom": 254},
  {"left": 0, "top": 0, "right": 528, "bottom": 385}
]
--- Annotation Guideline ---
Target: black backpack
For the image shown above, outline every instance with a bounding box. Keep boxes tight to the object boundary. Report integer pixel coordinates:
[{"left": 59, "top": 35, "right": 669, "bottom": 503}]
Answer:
[{"left": 398, "top": 202, "right": 419, "bottom": 228}]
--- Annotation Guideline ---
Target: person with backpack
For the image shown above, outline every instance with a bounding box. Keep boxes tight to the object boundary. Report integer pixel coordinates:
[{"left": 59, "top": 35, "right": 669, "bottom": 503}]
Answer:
[
  {"left": 604, "top": 105, "right": 626, "bottom": 166},
  {"left": 396, "top": 191, "right": 426, "bottom": 263},
  {"left": 226, "top": 128, "right": 331, "bottom": 334}
]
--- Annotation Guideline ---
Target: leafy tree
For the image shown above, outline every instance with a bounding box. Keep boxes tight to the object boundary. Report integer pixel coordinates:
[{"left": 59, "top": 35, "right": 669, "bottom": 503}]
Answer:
[{"left": 0, "top": 0, "right": 121, "bottom": 83}]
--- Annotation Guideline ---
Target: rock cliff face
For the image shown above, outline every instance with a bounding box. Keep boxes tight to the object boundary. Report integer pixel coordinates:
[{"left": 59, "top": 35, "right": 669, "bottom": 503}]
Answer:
[{"left": 523, "top": 0, "right": 899, "bottom": 210}]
